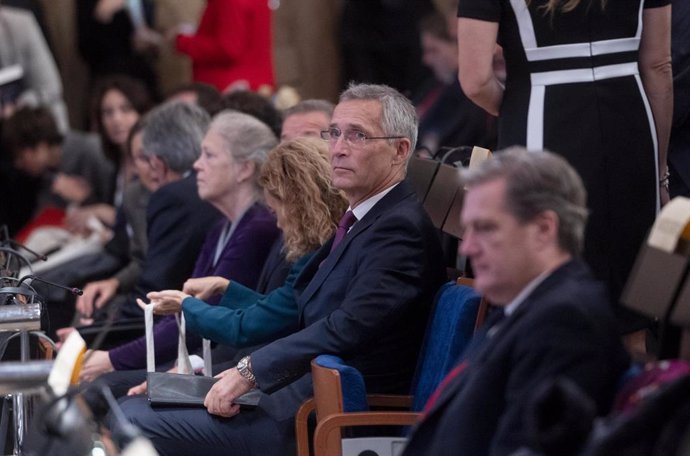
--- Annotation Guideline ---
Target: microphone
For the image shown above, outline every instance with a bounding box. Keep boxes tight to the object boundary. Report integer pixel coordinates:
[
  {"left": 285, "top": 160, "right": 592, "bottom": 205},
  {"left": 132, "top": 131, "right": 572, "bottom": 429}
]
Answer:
[
  {"left": 17, "top": 275, "right": 83, "bottom": 296},
  {"left": 2, "top": 240, "right": 48, "bottom": 262}
]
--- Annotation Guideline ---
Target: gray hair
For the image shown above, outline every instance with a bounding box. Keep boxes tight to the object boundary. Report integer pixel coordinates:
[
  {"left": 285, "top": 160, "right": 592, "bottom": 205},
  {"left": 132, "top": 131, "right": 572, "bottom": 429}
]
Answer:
[
  {"left": 283, "top": 99, "right": 334, "bottom": 119},
  {"left": 461, "top": 147, "right": 589, "bottom": 256},
  {"left": 208, "top": 110, "right": 278, "bottom": 189},
  {"left": 339, "top": 83, "right": 418, "bottom": 153},
  {"left": 141, "top": 101, "right": 210, "bottom": 173}
]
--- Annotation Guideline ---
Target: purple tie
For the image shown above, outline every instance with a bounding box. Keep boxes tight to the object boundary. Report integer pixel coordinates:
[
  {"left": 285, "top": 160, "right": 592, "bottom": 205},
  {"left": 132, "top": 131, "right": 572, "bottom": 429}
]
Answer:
[{"left": 330, "top": 210, "right": 357, "bottom": 253}]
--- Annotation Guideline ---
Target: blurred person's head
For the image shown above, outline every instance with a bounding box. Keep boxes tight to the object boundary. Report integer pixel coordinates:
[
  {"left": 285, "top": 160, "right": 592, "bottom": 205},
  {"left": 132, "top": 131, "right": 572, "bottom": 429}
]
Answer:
[
  {"left": 195, "top": 111, "right": 277, "bottom": 216},
  {"left": 260, "top": 137, "right": 348, "bottom": 261},
  {"left": 166, "top": 82, "right": 222, "bottom": 116},
  {"left": 459, "top": 147, "right": 588, "bottom": 304},
  {"left": 327, "top": 83, "right": 417, "bottom": 207},
  {"left": 127, "top": 118, "right": 156, "bottom": 192},
  {"left": 139, "top": 100, "right": 210, "bottom": 191},
  {"left": 420, "top": 11, "right": 459, "bottom": 84},
  {"left": 1, "top": 106, "right": 63, "bottom": 176},
  {"left": 281, "top": 99, "right": 334, "bottom": 142},
  {"left": 220, "top": 90, "right": 283, "bottom": 138},
  {"left": 91, "top": 75, "right": 153, "bottom": 164}
]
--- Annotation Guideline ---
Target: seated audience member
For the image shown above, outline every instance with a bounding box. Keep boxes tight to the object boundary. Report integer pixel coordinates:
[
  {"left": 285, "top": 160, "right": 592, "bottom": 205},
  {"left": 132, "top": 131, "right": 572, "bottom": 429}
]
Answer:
[
  {"left": 401, "top": 147, "right": 630, "bottom": 456},
  {"left": 65, "top": 75, "right": 153, "bottom": 236},
  {"left": 113, "top": 83, "right": 446, "bottom": 456},
  {"left": 59, "top": 101, "right": 220, "bottom": 338},
  {"left": 111, "top": 137, "right": 347, "bottom": 398},
  {"left": 1, "top": 107, "right": 115, "bottom": 225},
  {"left": 220, "top": 90, "right": 283, "bottom": 138},
  {"left": 39, "top": 121, "right": 151, "bottom": 336},
  {"left": 0, "top": 106, "right": 64, "bottom": 236},
  {"left": 50, "top": 129, "right": 114, "bottom": 209},
  {"left": 79, "top": 111, "right": 281, "bottom": 380},
  {"left": 414, "top": 10, "right": 496, "bottom": 156},
  {"left": 165, "top": 82, "right": 223, "bottom": 116},
  {"left": 72, "top": 120, "right": 152, "bottom": 325},
  {"left": 280, "top": 99, "right": 334, "bottom": 142}
]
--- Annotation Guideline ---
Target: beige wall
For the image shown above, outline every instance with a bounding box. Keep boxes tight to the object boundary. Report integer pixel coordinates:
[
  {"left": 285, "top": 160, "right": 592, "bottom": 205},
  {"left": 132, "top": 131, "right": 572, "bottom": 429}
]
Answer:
[
  {"left": 40, "top": 0, "right": 89, "bottom": 128},
  {"left": 272, "top": 0, "right": 341, "bottom": 102},
  {"left": 154, "top": 0, "right": 205, "bottom": 95}
]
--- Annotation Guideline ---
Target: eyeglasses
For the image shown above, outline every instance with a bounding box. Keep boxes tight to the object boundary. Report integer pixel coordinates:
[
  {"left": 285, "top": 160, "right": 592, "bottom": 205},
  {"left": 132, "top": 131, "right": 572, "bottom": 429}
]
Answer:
[{"left": 320, "top": 127, "right": 405, "bottom": 145}]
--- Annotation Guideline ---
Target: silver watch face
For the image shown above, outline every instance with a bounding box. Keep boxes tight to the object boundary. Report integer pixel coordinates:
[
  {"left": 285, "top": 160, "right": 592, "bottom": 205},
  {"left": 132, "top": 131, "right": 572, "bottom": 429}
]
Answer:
[{"left": 237, "top": 357, "right": 248, "bottom": 371}]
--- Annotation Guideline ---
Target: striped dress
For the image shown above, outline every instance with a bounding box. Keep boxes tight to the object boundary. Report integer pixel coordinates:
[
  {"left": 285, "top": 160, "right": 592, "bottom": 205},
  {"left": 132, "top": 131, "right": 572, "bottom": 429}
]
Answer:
[{"left": 458, "top": 0, "right": 669, "bottom": 328}]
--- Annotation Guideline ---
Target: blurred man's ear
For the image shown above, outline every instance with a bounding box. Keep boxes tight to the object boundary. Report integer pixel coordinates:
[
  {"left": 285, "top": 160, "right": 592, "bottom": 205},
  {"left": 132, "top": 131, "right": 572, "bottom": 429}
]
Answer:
[{"left": 532, "top": 209, "right": 560, "bottom": 249}]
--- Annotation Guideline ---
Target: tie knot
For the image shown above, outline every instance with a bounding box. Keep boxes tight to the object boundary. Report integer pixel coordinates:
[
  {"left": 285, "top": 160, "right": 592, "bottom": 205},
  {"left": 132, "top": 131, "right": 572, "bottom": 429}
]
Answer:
[{"left": 338, "top": 210, "right": 357, "bottom": 230}]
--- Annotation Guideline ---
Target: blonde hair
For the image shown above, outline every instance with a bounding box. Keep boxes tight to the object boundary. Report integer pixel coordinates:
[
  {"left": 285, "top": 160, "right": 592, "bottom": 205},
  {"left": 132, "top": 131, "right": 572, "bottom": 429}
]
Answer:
[
  {"left": 260, "top": 138, "right": 348, "bottom": 261},
  {"left": 529, "top": 0, "right": 607, "bottom": 14}
]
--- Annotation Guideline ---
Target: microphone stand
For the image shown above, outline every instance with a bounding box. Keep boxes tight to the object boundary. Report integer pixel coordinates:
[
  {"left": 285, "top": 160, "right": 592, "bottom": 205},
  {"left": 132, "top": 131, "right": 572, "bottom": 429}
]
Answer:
[{"left": 1, "top": 275, "right": 82, "bottom": 455}]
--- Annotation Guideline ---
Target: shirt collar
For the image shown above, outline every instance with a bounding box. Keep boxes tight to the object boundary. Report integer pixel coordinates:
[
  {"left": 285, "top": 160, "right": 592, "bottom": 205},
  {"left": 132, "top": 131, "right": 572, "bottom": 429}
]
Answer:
[
  {"left": 504, "top": 270, "right": 551, "bottom": 316},
  {"left": 350, "top": 183, "right": 399, "bottom": 222}
]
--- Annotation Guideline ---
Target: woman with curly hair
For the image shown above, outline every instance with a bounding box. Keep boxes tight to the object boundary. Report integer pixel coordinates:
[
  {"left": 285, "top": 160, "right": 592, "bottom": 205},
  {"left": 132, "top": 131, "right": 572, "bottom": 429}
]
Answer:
[{"left": 139, "top": 137, "right": 347, "bottom": 348}]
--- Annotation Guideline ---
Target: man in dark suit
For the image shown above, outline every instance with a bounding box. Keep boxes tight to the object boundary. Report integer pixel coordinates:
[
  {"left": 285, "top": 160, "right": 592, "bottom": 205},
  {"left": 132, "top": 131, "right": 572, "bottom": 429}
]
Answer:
[
  {"left": 115, "top": 83, "right": 446, "bottom": 456},
  {"left": 76, "top": 101, "right": 220, "bottom": 322},
  {"left": 402, "top": 147, "right": 630, "bottom": 456},
  {"left": 75, "top": 101, "right": 220, "bottom": 376}
]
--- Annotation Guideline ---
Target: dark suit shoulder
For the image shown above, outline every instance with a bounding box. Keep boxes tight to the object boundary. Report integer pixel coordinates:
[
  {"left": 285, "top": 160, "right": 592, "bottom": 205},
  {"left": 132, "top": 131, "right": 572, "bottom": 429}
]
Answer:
[
  {"left": 521, "top": 260, "right": 613, "bottom": 323},
  {"left": 147, "top": 174, "right": 220, "bottom": 221}
]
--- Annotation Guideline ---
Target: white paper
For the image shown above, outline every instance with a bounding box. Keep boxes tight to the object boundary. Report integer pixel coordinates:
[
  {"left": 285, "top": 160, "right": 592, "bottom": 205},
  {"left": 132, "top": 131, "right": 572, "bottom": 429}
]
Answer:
[
  {"left": 647, "top": 197, "right": 690, "bottom": 253},
  {"left": 144, "top": 304, "right": 155, "bottom": 373}
]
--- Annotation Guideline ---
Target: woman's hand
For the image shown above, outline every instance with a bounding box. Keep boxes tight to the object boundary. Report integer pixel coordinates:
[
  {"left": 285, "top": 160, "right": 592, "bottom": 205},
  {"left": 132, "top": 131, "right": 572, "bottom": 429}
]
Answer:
[
  {"left": 182, "top": 276, "right": 230, "bottom": 301},
  {"left": 79, "top": 350, "right": 114, "bottom": 382},
  {"left": 76, "top": 278, "right": 119, "bottom": 318},
  {"left": 139, "top": 290, "right": 189, "bottom": 315}
]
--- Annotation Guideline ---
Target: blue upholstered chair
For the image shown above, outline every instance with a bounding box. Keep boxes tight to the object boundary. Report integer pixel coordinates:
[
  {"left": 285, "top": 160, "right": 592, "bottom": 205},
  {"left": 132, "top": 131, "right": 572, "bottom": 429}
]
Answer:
[{"left": 295, "top": 279, "right": 486, "bottom": 456}]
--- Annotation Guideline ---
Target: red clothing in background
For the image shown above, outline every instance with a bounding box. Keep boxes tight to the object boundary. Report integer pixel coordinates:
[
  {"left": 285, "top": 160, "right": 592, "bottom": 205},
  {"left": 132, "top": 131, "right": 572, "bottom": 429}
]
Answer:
[{"left": 175, "top": 0, "right": 273, "bottom": 92}]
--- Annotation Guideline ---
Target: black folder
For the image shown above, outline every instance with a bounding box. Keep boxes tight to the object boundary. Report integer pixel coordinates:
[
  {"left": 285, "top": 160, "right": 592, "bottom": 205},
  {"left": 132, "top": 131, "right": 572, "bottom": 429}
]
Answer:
[{"left": 147, "top": 372, "right": 261, "bottom": 408}]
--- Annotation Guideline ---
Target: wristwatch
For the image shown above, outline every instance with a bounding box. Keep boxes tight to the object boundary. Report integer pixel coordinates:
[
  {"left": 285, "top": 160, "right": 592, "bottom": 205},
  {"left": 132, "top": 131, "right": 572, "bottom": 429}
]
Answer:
[{"left": 236, "top": 356, "right": 257, "bottom": 387}]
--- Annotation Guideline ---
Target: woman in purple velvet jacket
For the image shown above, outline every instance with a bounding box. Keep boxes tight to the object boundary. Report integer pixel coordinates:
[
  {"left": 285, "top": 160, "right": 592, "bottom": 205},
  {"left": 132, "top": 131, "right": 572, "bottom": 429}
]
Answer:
[{"left": 79, "top": 111, "right": 280, "bottom": 381}]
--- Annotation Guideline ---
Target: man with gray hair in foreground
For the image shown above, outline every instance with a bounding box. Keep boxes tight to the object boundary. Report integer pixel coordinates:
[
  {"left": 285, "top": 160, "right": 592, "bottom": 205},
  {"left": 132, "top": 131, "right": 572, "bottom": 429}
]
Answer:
[{"left": 402, "top": 147, "right": 630, "bottom": 456}]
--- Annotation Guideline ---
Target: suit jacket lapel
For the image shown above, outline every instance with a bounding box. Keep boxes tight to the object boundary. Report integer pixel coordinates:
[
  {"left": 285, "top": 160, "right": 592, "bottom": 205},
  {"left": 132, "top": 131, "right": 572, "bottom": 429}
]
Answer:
[{"left": 295, "top": 182, "right": 417, "bottom": 314}]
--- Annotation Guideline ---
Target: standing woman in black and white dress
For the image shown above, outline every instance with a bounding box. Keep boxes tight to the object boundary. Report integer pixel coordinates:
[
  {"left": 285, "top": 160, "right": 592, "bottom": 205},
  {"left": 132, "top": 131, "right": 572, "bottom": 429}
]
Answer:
[{"left": 456, "top": 0, "right": 673, "bottom": 337}]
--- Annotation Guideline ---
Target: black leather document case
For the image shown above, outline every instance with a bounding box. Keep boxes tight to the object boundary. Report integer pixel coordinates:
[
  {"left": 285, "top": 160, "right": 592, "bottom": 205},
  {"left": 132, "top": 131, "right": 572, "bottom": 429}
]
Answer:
[{"left": 147, "top": 372, "right": 261, "bottom": 408}]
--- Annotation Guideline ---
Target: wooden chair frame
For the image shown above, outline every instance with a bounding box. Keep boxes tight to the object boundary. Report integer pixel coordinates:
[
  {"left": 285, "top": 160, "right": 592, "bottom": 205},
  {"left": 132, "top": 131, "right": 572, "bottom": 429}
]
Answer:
[{"left": 295, "top": 277, "right": 491, "bottom": 456}]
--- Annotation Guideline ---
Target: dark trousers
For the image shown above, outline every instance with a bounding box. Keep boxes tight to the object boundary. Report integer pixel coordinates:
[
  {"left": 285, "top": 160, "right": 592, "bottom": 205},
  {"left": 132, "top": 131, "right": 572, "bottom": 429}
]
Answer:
[{"left": 112, "top": 396, "right": 295, "bottom": 456}]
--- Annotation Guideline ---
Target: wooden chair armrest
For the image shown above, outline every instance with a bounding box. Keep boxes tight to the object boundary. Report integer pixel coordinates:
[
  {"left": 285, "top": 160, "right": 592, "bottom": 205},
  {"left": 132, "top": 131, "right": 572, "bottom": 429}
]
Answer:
[
  {"left": 366, "top": 394, "right": 413, "bottom": 409},
  {"left": 456, "top": 276, "right": 473, "bottom": 287},
  {"left": 314, "top": 412, "right": 420, "bottom": 456},
  {"left": 295, "top": 397, "right": 316, "bottom": 456}
]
